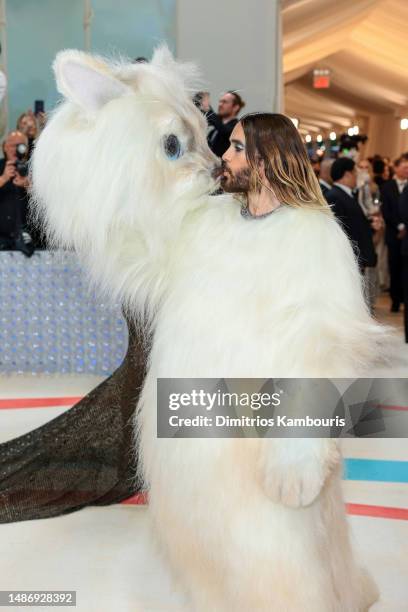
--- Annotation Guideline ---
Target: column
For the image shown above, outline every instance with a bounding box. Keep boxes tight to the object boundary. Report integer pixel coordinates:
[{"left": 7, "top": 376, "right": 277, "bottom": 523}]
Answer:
[{"left": 176, "top": 0, "right": 283, "bottom": 114}]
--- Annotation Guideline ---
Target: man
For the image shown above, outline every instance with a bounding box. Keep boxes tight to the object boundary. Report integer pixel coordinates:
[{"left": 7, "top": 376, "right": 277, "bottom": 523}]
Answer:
[
  {"left": 200, "top": 90, "right": 245, "bottom": 158},
  {"left": 325, "top": 158, "right": 380, "bottom": 311},
  {"left": 373, "top": 157, "right": 389, "bottom": 187},
  {"left": 318, "top": 158, "right": 334, "bottom": 197},
  {"left": 220, "top": 114, "right": 329, "bottom": 217},
  {"left": 380, "top": 155, "right": 408, "bottom": 312},
  {"left": 219, "top": 114, "right": 378, "bottom": 608},
  {"left": 0, "top": 130, "right": 34, "bottom": 255},
  {"left": 221, "top": 120, "right": 281, "bottom": 214},
  {"left": 399, "top": 185, "right": 408, "bottom": 342}
]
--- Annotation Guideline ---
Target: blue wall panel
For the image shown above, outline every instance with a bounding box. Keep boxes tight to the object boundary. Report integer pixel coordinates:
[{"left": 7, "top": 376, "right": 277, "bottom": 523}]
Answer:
[
  {"left": 5, "top": 0, "right": 176, "bottom": 130},
  {"left": 6, "top": 0, "right": 84, "bottom": 128},
  {"left": 91, "top": 0, "right": 176, "bottom": 59}
]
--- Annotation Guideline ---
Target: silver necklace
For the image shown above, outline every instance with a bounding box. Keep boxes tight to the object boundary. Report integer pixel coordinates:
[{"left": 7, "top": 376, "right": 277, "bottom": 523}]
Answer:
[{"left": 240, "top": 204, "right": 283, "bottom": 220}]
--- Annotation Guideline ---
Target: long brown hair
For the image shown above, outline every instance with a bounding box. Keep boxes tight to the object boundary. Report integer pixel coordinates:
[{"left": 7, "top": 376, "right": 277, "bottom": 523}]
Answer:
[{"left": 240, "top": 113, "right": 330, "bottom": 211}]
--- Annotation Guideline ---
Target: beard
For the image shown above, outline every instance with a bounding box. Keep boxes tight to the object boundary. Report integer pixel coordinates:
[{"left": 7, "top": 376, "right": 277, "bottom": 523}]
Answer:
[{"left": 221, "top": 165, "right": 251, "bottom": 193}]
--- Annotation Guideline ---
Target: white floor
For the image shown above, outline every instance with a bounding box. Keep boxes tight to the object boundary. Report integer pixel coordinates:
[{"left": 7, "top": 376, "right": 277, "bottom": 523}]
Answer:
[
  {"left": 0, "top": 297, "right": 407, "bottom": 611},
  {"left": 0, "top": 503, "right": 405, "bottom": 612},
  {"left": 0, "top": 372, "right": 407, "bottom": 611}
]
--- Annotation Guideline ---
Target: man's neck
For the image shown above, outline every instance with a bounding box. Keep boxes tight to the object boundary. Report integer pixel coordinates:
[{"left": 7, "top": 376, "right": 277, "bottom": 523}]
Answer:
[
  {"left": 334, "top": 181, "right": 355, "bottom": 198},
  {"left": 222, "top": 115, "right": 236, "bottom": 124},
  {"left": 319, "top": 178, "right": 331, "bottom": 187},
  {"left": 247, "top": 186, "right": 281, "bottom": 216},
  {"left": 335, "top": 179, "right": 352, "bottom": 189}
]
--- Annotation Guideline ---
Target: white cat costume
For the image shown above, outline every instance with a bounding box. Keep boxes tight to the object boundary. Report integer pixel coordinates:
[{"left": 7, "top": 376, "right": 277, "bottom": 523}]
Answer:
[{"left": 31, "top": 47, "right": 391, "bottom": 611}]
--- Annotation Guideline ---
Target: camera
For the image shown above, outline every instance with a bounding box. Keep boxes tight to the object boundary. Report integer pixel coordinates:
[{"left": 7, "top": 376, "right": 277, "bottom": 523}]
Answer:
[{"left": 15, "top": 142, "right": 29, "bottom": 177}]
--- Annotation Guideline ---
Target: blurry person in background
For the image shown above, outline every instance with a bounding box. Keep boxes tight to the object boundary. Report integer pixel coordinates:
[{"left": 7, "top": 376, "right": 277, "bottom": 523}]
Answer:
[
  {"left": 0, "top": 130, "right": 34, "bottom": 255},
  {"left": 16, "top": 111, "right": 38, "bottom": 157},
  {"left": 358, "top": 158, "right": 389, "bottom": 292},
  {"left": 384, "top": 156, "right": 394, "bottom": 179},
  {"left": 357, "top": 158, "right": 382, "bottom": 216},
  {"left": 356, "top": 158, "right": 385, "bottom": 307},
  {"left": 325, "top": 157, "right": 382, "bottom": 313},
  {"left": 372, "top": 157, "right": 390, "bottom": 187},
  {"left": 398, "top": 184, "right": 408, "bottom": 342},
  {"left": 380, "top": 155, "right": 408, "bottom": 312},
  {"left": 318, "top": 158, "right": 334, "bottom": 197},
  {"left": 310, "top": 155, "right": 320, "bottom": 178},
  {"left": 197, "top": 90, "right": 245, "bottom": 157},
  {"left": 338, "top": 133, "right": 367, "bottom": 164}
]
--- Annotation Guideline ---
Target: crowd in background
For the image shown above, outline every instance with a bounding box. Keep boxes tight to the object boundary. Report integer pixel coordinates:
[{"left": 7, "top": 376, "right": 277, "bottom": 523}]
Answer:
[
  {"left": 314, "top": 149, "right": 408, "bottom": 342},
  {"left": 0, "top": 109, "right": 46, "bottom": 255},
  {"left": 0, "top": 86, "right": 407, "bottom": 341}
]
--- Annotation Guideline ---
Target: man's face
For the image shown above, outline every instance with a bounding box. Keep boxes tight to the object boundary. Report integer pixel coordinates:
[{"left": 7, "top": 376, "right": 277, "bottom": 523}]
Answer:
[
  {"left": 221, "top": 123, "right": 251, "bottom": 193},
  {"left": 395, "top": 160, "right": 408, "bottom": 181},
  {"left": 358, "top": 160, "right": 371, "bottom": 172},
  {"left": 3, "top": 132, "right": 28, "bottom": 161},
  {"left": 218, "top": 93, "right": 239, "bottom": 120}
]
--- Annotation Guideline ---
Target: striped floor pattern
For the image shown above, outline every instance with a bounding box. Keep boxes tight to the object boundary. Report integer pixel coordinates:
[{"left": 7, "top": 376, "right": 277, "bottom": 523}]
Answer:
[{"left": 0, "top": 371, "right": 407, "bottom": 611}]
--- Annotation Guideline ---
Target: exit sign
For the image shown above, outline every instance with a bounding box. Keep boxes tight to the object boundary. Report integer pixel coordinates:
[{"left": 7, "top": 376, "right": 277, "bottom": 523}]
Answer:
[{"left": 313, "top": 69, "right": 330, "bottom": 89}]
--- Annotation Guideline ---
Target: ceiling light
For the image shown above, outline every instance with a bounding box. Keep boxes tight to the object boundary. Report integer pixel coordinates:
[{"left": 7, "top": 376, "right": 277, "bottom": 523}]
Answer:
[
  {"left": 329, "top": 131, "right": 336, "bottom": 141},
  {"left": 305, "top": 134, "right": 312, "bottom": 143}
]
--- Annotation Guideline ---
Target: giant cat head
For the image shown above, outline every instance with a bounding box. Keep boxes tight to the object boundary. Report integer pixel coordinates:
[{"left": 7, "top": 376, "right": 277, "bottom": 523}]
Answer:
[{"left": 31, "top": 47, "right": 220, "bottom": 261}]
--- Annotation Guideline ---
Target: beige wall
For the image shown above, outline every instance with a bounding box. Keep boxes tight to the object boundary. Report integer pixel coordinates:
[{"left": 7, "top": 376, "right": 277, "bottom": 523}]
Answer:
[
  {"left": 366, "top": 114, "right": 408, "bottom": 159},
  {"left": 176, "top": 0, "right": 283, "bottom": 114}
]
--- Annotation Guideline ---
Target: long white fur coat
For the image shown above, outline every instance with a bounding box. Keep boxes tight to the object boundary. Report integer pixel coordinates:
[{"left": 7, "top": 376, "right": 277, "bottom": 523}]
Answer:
[{"left": 31, "top": 47, "right": 391, "bottom": 611}]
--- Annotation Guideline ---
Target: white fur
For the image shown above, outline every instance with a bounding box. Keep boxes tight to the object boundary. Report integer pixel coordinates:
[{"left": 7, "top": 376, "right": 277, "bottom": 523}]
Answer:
[
  {"left": 31, "top": 46, "right": 390, "bottom": 610},
  {"left": 54, "top": 50, "right": 131, "bottom": 113}
]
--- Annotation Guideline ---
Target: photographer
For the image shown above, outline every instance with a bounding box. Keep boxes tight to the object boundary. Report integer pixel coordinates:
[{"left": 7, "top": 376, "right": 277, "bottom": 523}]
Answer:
[
  {"left": 0, "top": 130, "right": 34, "bottom": 256},
  {"left": 196, "top": 90, "right": 245, "bottom": 158}
]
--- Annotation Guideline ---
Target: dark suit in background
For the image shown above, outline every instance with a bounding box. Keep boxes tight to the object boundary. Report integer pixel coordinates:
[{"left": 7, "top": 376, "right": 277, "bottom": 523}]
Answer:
[
  {"left": 398, "top": 186, "right": 408, "bottom": 342},
  {"left": 380, "top": 179, "right": 405, "bottom": 309},
  {"left": 325, "top": 185, "right": 377, "bottom": 272},
  {"left": 206, "top": 108, "right": 238, "bottom": 158},
  {"left": 0, "top": 158, "right": 29, "bottom": 250},
  {"left": 319, "top": 179, "right": 331, "bottom": 198}
]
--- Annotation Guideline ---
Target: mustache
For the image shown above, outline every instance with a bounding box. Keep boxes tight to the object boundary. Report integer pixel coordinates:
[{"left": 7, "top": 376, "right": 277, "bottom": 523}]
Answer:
[
  {"left": 221, "top": 161, "right": 232, "bottom": 175},
  {"left": 212, "top": 163, "right": 227, "bottom": 180}
]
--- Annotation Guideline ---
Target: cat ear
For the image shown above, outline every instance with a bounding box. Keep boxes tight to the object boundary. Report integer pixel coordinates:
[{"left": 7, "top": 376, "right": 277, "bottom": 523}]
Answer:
[{"left": 53, "top": 50, "right": 130, "bottom": 113}]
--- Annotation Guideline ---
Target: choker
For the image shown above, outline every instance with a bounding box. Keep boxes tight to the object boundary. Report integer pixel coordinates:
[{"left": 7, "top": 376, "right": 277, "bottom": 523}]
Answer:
[{"left": 240, "top": 204, "right": 283, "bottom": 220}]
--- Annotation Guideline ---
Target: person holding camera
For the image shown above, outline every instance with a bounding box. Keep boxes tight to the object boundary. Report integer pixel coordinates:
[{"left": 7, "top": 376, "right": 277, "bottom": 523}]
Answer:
[
  {"left": 0, "top": 130, "right": 34, "bottom": 256},
  {"left": 196, "top": 90, "right": 245, "bottom": 158}
]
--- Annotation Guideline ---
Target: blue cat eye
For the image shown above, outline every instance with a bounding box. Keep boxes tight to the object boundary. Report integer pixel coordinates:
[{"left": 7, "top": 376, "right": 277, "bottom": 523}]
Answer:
[{"left": 163, "top": 134, "right": 183, "bottom": 160}]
